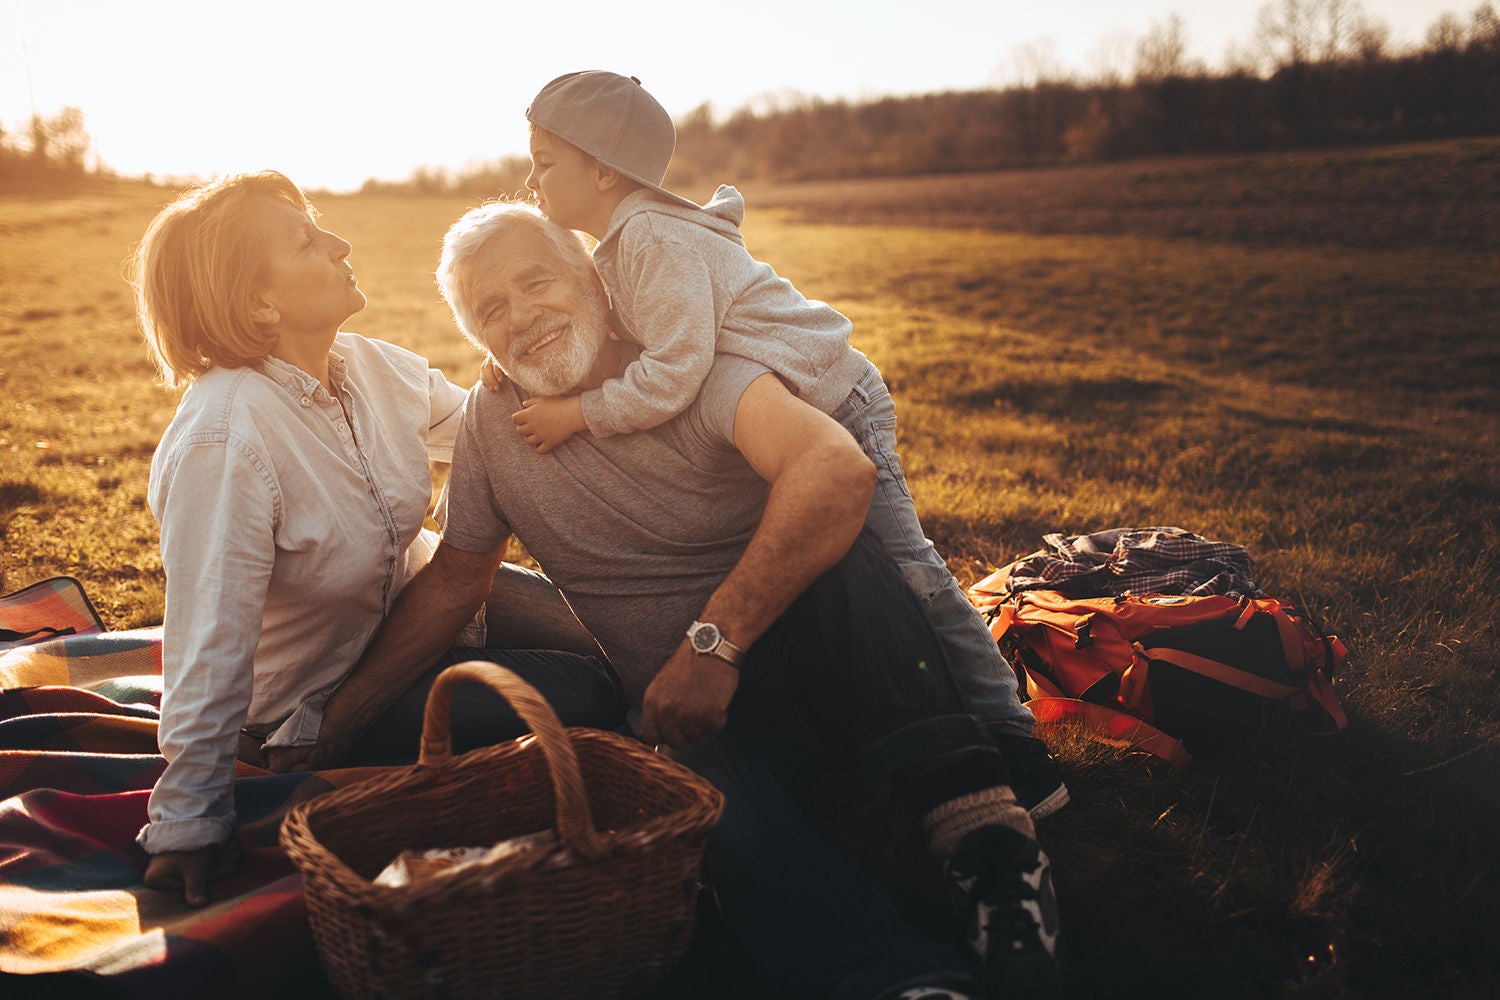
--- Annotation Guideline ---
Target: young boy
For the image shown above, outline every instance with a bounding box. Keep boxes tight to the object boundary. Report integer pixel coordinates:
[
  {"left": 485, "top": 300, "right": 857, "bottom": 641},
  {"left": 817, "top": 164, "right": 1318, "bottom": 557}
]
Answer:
[{"left": 516, "top": 71, "right": 1061, "bottom": 818}]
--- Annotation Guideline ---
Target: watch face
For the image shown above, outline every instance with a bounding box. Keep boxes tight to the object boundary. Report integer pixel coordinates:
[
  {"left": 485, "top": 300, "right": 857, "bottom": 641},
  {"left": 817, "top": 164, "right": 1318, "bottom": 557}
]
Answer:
[{"left": 690, "top": 622, "right": 720, "bottom": 652}]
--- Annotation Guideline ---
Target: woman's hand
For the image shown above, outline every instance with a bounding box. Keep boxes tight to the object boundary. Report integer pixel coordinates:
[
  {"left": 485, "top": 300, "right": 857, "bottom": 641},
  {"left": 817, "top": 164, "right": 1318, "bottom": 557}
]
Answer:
[{"left": 143, "top": 842, "right": 239, "bottom": 908}]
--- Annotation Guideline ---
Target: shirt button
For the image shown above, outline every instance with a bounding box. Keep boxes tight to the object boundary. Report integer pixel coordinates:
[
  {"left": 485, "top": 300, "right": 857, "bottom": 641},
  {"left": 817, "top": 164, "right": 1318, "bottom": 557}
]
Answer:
[{"left": 300, "top": 396, "right": 312, "bottom": 407}]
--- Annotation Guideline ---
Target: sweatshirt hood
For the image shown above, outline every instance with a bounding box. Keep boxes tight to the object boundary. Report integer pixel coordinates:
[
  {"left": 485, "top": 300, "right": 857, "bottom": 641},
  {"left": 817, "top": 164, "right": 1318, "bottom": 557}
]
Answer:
[{"left": 603, "top": 184, "right": 746, "bottom": 247}]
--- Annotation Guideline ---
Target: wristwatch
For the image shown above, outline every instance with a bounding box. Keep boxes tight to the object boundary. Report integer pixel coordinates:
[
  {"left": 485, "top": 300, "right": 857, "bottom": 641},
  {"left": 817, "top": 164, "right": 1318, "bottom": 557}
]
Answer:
[{"left": 686, "top": 620, "right": 745, "bottom": 666}]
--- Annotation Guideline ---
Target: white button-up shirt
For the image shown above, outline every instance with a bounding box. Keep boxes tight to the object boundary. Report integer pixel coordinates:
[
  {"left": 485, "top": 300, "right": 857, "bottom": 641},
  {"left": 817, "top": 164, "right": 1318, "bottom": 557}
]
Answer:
[{"left": 137, "top": 334, "right": 469, "bottom": 853}]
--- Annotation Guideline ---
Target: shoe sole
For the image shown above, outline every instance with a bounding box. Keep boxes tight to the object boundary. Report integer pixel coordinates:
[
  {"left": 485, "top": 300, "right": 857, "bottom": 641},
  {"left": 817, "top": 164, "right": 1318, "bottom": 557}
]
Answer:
[{"left": 1028, "top": 781, "right": 1070, "bottom": 821}]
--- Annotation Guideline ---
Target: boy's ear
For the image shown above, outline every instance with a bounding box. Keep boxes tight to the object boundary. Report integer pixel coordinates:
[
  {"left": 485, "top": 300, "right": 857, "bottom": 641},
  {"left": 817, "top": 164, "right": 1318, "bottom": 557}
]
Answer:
[{"left": 592, "top": 161, "right": 622, "bottom": 192}]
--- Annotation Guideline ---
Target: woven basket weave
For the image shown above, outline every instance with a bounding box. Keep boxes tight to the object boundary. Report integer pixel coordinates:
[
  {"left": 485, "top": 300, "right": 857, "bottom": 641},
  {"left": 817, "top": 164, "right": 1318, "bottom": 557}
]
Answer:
[{"left": 280, "top": 661, "right": 725, "bottom": 999}]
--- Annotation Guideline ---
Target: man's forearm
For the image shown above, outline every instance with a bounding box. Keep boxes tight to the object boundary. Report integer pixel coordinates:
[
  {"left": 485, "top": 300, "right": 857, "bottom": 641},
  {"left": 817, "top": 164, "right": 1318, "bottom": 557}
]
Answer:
[
  {"left": 318, "top": 543, "right": 503, "bottom": 745},
  {"left": 703, "top": 430, "right": 875, "bottom": 649},
  {"left": 634, "top": 372, "right": 875, "bottom": 749}
]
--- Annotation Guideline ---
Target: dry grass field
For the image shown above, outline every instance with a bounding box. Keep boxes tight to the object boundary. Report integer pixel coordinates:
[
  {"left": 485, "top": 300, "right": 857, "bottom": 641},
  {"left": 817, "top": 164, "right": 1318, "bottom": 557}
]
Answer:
[{"left": 2, "top": 137, "right": 1497, "bottom": 998}]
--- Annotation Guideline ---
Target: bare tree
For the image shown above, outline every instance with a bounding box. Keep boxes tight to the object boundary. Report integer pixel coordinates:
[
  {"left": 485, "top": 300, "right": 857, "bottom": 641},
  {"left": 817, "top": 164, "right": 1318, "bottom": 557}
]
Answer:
[
  {"left": 1257, "top": 0, "right": 1316, "bottom": 68},
  {"left": 1256, "top": 0, "right": 1372, "bottom": 67},
  {"left": 1222, "top": 37, "right": 1263, "bottom": 76},
  {"left": 1468, "top": 2, "right": 1499, "bottom": 49},
  {"left": 1317, "top": 0, "right": 1352, "bottom": 60},
  {"left": 1350, "top": 16, "right": 1391, "bottom": 61},
  {"left": 1085, "top": 29, "right": 1136, "bottom": 86},
  {"left": 1427, "top": 11, "right": 1466, "bottom": 51},
  {"left": 1135, "top": 13, "right": 1194, "bottom": 80},
  {"left": 21, "top": 107, "right": 90, "bottom": 171},
  {"left": 1002, "top": 38, "right": 1069, "bottom": 87}
]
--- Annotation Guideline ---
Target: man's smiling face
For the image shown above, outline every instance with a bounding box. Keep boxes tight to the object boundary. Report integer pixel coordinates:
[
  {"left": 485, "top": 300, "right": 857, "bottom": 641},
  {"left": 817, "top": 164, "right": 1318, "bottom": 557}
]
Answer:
[{"left": 464, "top": 225, "right": 612, "bottom": 396}]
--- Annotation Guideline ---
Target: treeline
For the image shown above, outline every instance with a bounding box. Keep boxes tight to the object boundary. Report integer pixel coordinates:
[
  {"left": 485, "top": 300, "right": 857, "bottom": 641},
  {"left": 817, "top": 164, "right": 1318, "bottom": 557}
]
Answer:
[
  {"left": 0, "top": 107, "right": 105, "bottom": 190},
  {"left": 376, "top": 0, "right": 1499, "bottom": 195},
  {"left": 669, "top": 41, "right": 1498, "bottom": 185}
]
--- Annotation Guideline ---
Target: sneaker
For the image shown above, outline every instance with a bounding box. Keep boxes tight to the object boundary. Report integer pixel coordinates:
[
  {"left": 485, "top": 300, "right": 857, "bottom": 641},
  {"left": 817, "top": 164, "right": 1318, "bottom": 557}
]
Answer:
[
  {"left": 944, "top": 824, "right": 1061, "bottom": 994},
  {"left": 995, "top": 734, "right": 1070, "bottom": 820}
]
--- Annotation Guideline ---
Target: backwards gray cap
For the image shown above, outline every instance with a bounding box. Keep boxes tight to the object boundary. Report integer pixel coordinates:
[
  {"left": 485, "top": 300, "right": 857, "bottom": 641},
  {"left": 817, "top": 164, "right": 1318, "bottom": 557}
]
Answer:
[{"left": 526, "top": 70, "right": 699, "bottom": 210}]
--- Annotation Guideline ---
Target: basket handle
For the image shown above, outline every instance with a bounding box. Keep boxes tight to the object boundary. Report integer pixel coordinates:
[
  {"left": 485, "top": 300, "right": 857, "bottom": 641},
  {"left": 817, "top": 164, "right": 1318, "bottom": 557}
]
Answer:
[{"left": 417, "top": 660, "right": 608, "bottom": 861}]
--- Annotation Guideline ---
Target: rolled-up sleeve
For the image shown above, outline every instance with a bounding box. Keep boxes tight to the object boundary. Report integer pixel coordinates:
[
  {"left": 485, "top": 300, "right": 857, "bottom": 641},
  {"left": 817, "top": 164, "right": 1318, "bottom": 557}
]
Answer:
[
  {"left": 426, "top": 370, "right": 470, "bottom": 464},
  {"left": 136, "top": 435, "right": 278, "bottom": 854}
]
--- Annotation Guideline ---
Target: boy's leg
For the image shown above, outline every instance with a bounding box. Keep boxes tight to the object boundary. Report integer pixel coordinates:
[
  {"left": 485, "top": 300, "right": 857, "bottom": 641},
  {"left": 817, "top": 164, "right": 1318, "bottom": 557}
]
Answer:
[
  {"left": 831, "top": 369, "right": 1035, "bottom": 741},
  {"left": 748, "top": 530, "right": 1061, "bottom": 995},
  {"left": 671, "top": 724, "right": 982, "bottom": 1000}
]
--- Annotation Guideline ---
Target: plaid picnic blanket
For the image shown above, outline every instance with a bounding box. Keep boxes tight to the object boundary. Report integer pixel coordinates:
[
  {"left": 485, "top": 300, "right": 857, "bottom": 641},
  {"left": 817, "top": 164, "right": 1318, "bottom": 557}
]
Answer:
[
  {"left": 0, "top": 637, "right": 383, "bottom": 998},
  {"left": 0, "top": 627, "right": 164, "bottom": 691},
  {"left": 0, "top": 578, "right": 105, "bottom": 653}
]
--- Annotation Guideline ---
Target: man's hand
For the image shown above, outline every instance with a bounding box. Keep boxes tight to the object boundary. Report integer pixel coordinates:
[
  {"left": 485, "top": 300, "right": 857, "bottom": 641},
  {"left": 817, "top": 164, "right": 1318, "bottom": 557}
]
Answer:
[
  {"left": 143, "top": 842, "right": 238, "bottom": 909},
  {"left": 640, "top": 639, "right": 740, "bottom": 750},
  {"left": 513, "top": 396, "right": 587, "bottom": 454},
  {"left": 264, "top": 734, "right": 352, "bottom": 773}
]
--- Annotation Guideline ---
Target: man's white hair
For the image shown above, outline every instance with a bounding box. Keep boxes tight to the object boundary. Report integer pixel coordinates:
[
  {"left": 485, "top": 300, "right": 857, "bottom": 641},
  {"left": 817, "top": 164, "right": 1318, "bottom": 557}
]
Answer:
[{"left": 435, "top": 200, "right": 599, "bottom": 350}]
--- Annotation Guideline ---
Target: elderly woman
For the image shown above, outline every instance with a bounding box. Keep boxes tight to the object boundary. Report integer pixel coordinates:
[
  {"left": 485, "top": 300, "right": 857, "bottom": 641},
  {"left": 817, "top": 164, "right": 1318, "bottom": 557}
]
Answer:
[{"left": 129, "top": 171, "right": 623, "bottom": 907}]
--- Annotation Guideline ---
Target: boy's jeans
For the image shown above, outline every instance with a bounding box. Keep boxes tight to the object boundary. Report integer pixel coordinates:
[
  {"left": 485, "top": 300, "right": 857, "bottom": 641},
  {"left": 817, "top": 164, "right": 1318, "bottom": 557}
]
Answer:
[
  {"left": 833, "top": 365, "right": 1035, "bottom": 739},
  {"left": 671, "top": 530, "right": 1000, "bottom": 999}
]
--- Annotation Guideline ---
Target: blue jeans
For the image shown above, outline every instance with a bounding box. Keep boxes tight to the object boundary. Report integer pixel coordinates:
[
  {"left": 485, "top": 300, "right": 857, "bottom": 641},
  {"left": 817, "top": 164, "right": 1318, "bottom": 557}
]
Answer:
[
  {"left": 350, "top": 563, "right": 626, "bottom": 764},
  {"left": 670, "top": 531, "right": 999, "bottom": 999},
  {"left": 833, "top": 365, "right": 1034, "bottom": 740}
]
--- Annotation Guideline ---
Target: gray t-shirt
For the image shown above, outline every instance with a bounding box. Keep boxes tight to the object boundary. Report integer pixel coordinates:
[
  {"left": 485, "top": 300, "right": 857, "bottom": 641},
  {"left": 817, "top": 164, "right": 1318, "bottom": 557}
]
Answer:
[{"left": 442, "top": 350, "right": 772, "bottom": 708}]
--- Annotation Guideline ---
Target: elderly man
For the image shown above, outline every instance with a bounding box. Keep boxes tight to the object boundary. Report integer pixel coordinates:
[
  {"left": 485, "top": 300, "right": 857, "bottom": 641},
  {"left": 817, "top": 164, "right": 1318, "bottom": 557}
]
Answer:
[{"left": 284, "top": 203, "right": 1061, "bottom": 1000}]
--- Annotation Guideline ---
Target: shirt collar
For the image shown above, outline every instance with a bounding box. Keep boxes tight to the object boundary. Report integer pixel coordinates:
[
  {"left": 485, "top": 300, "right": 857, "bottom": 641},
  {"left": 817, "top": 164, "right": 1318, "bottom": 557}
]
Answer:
[{"left": 256, "top": 348, "right": 350, "bottom": 402}]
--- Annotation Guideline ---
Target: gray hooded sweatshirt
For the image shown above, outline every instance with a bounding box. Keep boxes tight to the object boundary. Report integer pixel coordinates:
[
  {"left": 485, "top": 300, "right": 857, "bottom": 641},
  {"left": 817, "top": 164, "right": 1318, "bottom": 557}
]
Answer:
[{"left": 583, "top": 185, "right": 874, "bottom": 437}]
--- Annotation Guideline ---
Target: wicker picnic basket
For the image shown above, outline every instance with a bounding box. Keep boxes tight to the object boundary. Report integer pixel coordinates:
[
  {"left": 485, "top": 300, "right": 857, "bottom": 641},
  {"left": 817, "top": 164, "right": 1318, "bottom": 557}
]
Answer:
[{"left": 279, "top": 661, "right": 725, "bottom": 999}]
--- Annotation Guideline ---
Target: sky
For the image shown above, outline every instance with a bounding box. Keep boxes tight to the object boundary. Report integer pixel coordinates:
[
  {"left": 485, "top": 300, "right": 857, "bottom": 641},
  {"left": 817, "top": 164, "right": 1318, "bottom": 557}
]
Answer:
[{"left": 0, "top": 0, "right": 1464, "bottom": 192}]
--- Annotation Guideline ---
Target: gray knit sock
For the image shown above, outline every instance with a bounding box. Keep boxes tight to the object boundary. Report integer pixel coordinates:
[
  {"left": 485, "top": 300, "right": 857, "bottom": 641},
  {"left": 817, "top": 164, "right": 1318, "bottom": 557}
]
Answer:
[{"left": 923, "top": 785, "right": 1036, "bottom": 859}]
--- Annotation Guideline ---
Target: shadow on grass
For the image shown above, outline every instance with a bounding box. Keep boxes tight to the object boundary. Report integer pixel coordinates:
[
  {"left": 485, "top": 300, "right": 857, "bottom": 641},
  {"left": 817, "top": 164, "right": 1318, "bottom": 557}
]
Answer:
[{"left": 1038, "top": 718, "right": 1500, "bottom": 999}]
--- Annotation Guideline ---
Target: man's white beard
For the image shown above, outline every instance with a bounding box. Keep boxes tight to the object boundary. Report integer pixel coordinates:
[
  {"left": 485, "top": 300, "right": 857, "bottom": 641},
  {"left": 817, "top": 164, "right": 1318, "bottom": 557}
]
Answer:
[{"left": 499, "top": 298, "right": 610, "bottom": 397}]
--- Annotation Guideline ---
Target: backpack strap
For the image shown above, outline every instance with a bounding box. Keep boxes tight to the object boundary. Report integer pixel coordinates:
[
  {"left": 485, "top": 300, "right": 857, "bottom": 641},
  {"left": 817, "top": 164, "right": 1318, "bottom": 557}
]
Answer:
[
  {"left": 1027, "top": 696, "right": 1190, "bottom": 768},
  {"left": 1270, "top": 605, "right": 1310, "bottom": 672},
  {"left": 1323, "top": 635, "right": 1348, "bottom": 678},
  {"left": 1305, "top": 667, "right": 1350, "bottom": 733},
  {"left": 986, "top": 602, "right": 1017, "bottom": 640},
  {"left": 1133, "top": 642, "right": 1306, "bottom": 701},
  {"left": 1019, "top": 665, "right": 1070, "bottom": 701},
  {"left": 1230, "top": 598, "right": 1309, "bottom": 672}
]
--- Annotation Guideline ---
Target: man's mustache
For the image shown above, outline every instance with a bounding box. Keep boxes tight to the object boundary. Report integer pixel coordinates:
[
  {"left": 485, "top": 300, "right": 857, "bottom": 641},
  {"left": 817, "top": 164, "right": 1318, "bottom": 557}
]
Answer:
[{"left": 510, "top": 317, "right": 571, "bottom": 360}]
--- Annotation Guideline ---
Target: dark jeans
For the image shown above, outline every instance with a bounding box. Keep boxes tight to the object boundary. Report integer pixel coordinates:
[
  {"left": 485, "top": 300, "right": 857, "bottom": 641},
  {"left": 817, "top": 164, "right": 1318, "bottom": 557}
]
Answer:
[
  {"left": 671, "top": 530, "right": 1004, "bottom": 999},
  {"left": 349, "top": 646, "right": 625, "bottom": 764},
  {"left": 349, "top": 563, "right": 626, "bottom": 764}
]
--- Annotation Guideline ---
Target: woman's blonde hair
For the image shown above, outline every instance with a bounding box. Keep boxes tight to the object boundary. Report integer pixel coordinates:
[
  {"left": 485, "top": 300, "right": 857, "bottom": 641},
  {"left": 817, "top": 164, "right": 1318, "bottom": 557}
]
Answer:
[{"left": 128, "top": 170, "right": 310, "bottom": 386}]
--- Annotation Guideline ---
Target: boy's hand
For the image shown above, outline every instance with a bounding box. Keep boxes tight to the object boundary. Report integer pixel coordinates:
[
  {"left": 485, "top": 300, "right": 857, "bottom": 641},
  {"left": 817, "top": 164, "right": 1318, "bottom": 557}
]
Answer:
[
  {"left": 479, "top": 355, "right": 507, "bottom": 392},
  {"left": 513, "top": 396, "right": 587, "bottom": 454}
]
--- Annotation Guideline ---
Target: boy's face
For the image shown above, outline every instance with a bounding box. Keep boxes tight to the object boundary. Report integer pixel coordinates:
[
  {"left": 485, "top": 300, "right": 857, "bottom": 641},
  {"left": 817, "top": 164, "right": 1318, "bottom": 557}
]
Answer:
[{"left": 526, "top": 130, "right": 602, "bottom": 233}]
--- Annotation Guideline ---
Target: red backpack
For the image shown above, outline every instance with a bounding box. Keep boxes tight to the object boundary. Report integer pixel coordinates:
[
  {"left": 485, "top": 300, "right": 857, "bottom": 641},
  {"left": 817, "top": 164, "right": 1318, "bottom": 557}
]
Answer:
[{"left": 969, "top": 585, "right": 1348, "bottom": 767}]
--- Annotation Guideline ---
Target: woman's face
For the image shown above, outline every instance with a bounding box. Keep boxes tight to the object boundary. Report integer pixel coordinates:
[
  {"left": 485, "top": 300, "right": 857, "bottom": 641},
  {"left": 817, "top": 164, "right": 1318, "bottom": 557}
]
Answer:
[{"left": 252, "top": 196, "right": 366, "bottom": 342}]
